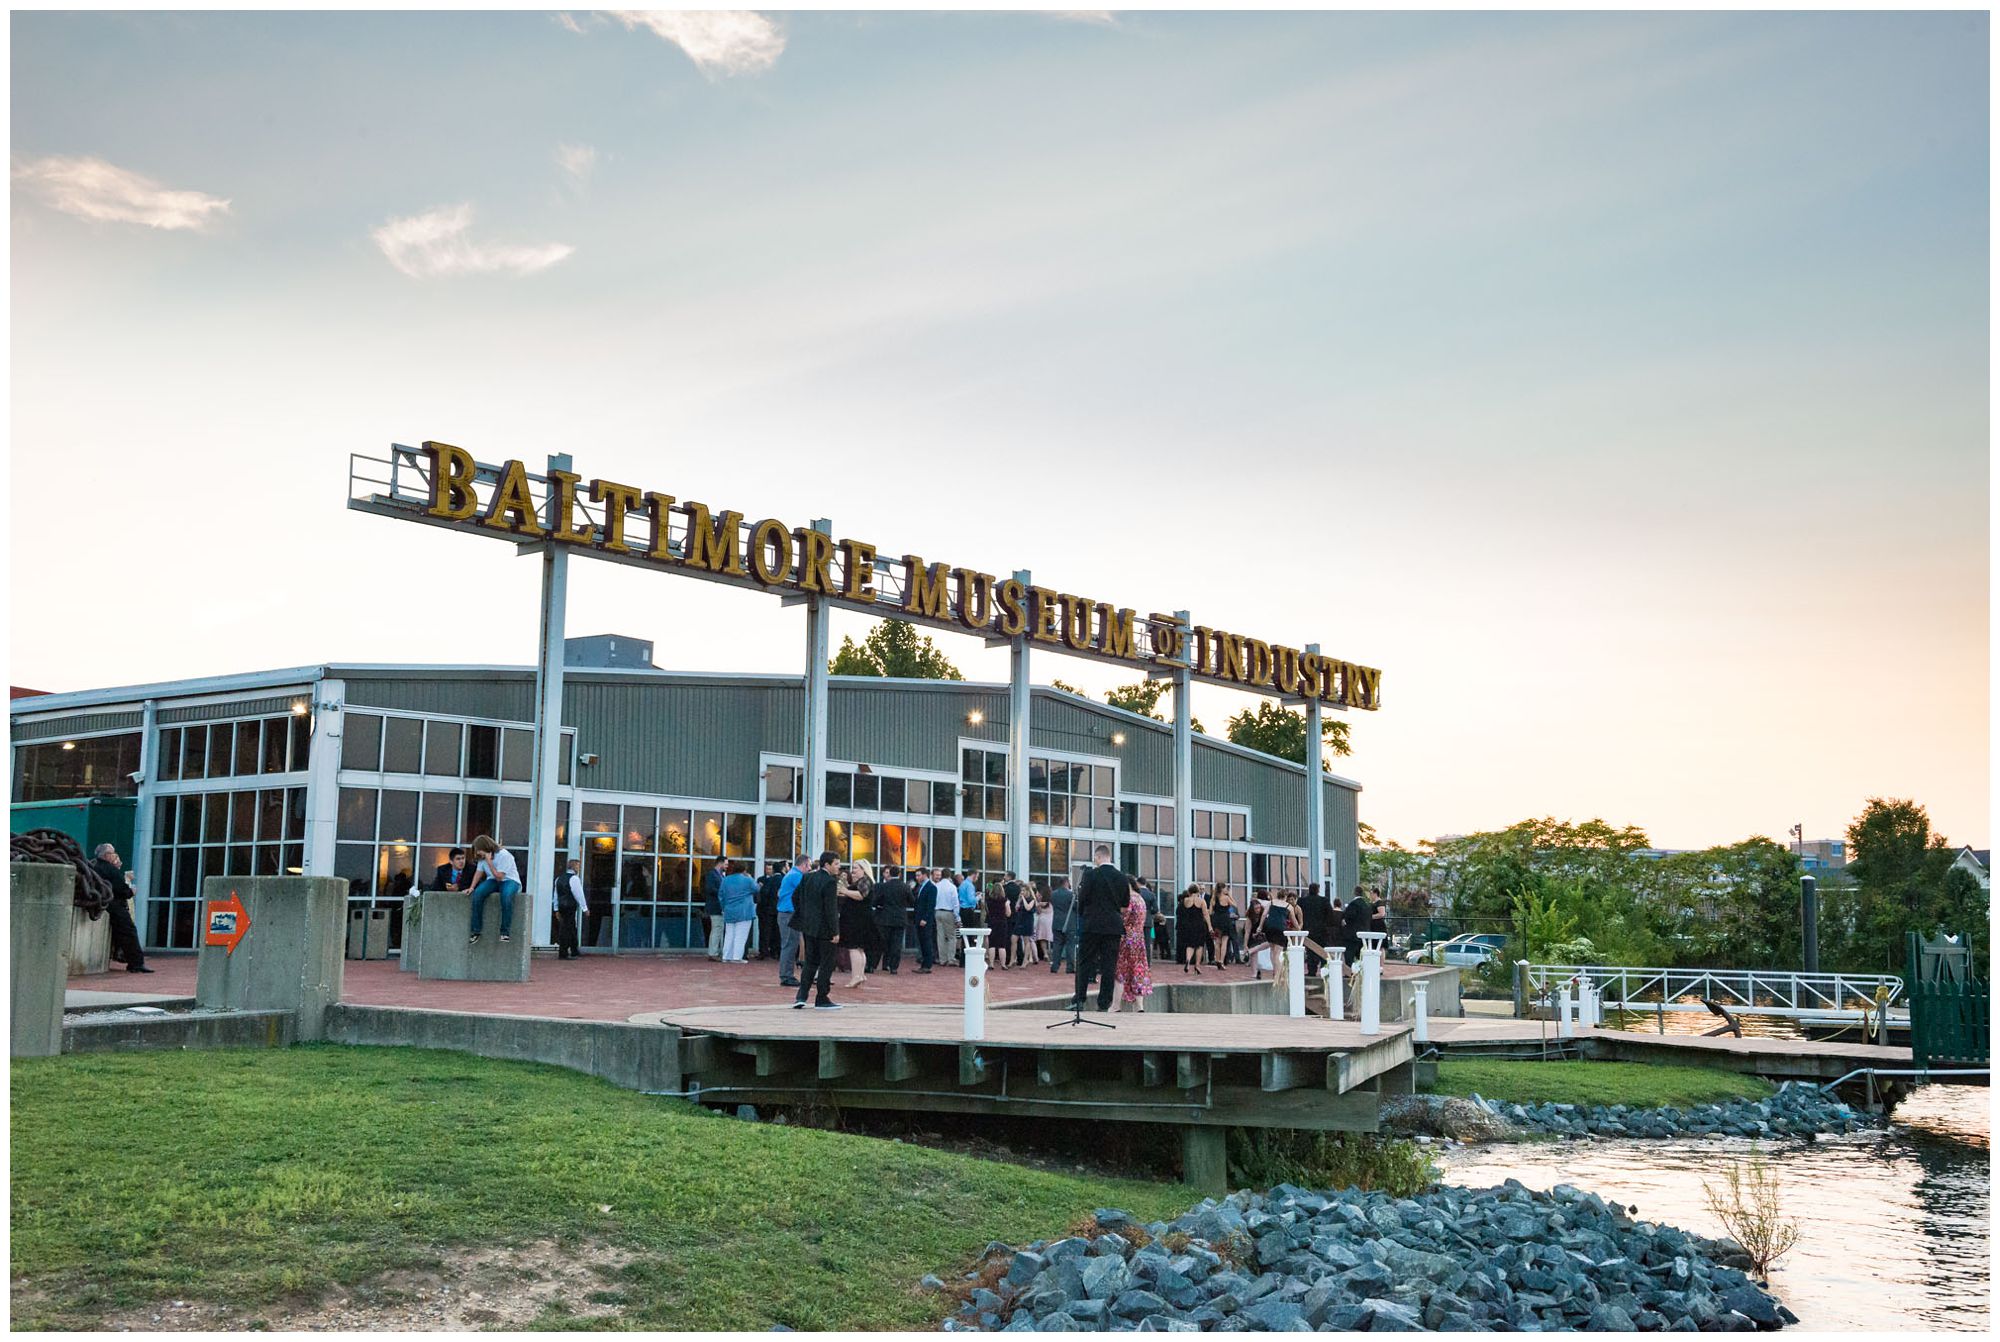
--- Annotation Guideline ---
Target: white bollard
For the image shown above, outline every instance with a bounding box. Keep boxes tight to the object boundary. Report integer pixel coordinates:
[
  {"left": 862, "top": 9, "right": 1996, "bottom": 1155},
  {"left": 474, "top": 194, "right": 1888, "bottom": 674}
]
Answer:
[
  {"left": 1284, "top": 930, "right": 1308, "bottom": 1018},
  {"left": 1326, "top": 948, "right": 1346, "bottom": 1021},
  {"left": 1559, "top": 981, "right": 1575, "bottom": 1039},
  {"left": 1358, "top": 931, "right": 1385, "bottom": 1036},
  {"left": 1413, "top": 980, "right": 1429, "bottom": 1044},
  {"left": 961, "top": 927, "right": 990, "bottom": 1041},
  {"left": 1581, "top": 977, "right": 1598, "bottom": 1029}
]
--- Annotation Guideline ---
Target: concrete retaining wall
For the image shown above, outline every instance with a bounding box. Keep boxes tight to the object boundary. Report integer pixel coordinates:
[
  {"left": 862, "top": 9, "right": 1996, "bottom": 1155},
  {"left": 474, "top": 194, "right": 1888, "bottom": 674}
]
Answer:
[
  {"left": 417, "top": 891, "right": 532, "bottom": 983},
  {"left": 323, "top": 1004, "right": 679, "bottom": 1092},
  {"left": 1382, "top": 967, "right": 1461, "bottom": 1023},
  {"left": 65, "top": 1009, "right": 296, "bottom": 1054},
  {"left": 12, "top": 863, "right": 73, "bottom": 1057},
  {"left": 195, "top": 876, "right": 346, "bottom": 1040},
  {"left": 67, "top": 907, "right": 110, "bottom": 977}
]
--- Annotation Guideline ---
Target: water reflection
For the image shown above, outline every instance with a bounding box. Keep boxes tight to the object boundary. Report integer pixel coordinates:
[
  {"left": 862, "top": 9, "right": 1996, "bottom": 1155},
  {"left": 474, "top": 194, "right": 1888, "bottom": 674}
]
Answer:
[{"left": 1437, "top": 1086, "right": 1990, "bottom": 1332}]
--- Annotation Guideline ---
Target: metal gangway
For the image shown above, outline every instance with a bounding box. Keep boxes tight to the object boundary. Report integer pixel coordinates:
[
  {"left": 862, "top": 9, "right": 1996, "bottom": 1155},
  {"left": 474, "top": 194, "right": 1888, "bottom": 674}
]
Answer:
[{"left": 1522, "top": 964, "right": 1904, "bottom": 1022}]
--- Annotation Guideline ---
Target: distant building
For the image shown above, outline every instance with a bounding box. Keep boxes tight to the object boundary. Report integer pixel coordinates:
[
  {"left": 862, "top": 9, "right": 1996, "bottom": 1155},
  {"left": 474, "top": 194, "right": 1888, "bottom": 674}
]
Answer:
[
  {"left": 563, "top": 634, "right": 657, "bottom": 670},
  {"left": 1949, "top": 846, "right": 1990, "bottom": 891},
  {"left": 1795, "top": 839, "right": 1846, "bottom": 872}
]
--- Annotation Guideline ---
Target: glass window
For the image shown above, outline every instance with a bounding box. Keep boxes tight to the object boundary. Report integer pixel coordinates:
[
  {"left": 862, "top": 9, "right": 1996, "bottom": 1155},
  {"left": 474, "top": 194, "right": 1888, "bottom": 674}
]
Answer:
[
  {"left": 1028, "top": 791, "right": 1048, "bottom": 824},
  {"left": 421, "top": 793, "right": 459, "bottom": 844},
  {"left": 1029, "top": 757, "right": 1048, "bottom": 790},
  {"left": 657, "top": 854, "right": 691, "bottom": 901},
  {"left": 559, "top": 731, "right": 574, "bottom": 786},
  {"left": 824, "top": 819, "right": 849, "bottom": 860},
  {"left": 182, "top": 728, "right": 207, "bottom": 780},
  {"left": 582, "top": 803, "right": 618, "bottom": 834},
  {"left": 379, "top": 789, "right": 419, "bottom": 842},
  {"left": 725, "top": 813, "right": 754, "bottom": 858},
  {"left": 625, "top": 807, "right": 658, "bottom": 852},
  {"left": 853, "top": 772, "right": 879, "bottom": 811},
  {"left": 177, "top": 796, "right": 203, "bottom": 843},
  {"left": 258, "top": 789, "right": 285, "bottom": 843},
  {"left": 343, "top": 714, "right": 382, "bottom": 771},
  {"left": 826, "top": 771, "right": 851, "bottom": 808},
  {"left": 337, "top": 787, "right": 374, "bottom": 841},
  {"left": 291, "top": 712, "right": 311, "bottom": 771},
  {"left": 464, "top": 794, "right": 498, "bottom": 841},
  {"left": 1230, "top": 813, "right": 1247, "bottom": 841},
  {"left": 763, "top": 815, "right": 796, "bottom": 860},
  {"left": 1120, "top": 802, "right": 1138, "bottom": 832},
  {"left": 985, "top": 752, "right": 1006, "bottom": 785},
  {"left": 770, "top": 765, "right": 798, "bottom": 803},
  {"left": 207, "top": 723, "right": 235, "bottom": 777},
  {"left": 157, "top": 728, "right": 182, "bottom": 781},
  {"left": 203, "top": 793, "right": 228, "bottom": 843},
  {"left": 382, "top": 717, "right": 422, "bottom": 773},
  {"left": 907, "top": 779, "right": 930, "bottom": 816},
  {"left": 1194, "top": 810, "right": 1212, "bottom": 840},
  {"left": 286, "top": 787, "right": 307, "bottom": 841},
  {"left": 499, "top": 796, "right": 529, "bottom": 846},
  {"left": 693, "top": 811, "right": 723, "bottom": 857},
  {"left": 934, "top": 781, "right": 957, "bottom": 815},
  {"left": 1093, "top": 797, "right": 1115, "bottom": 829},
  {"left": 1159, "top": 806, "right": 1176, "bottom": 837},
  {"left": 465, "top": 725, "right": 499, "bottom": 779},
  {"left": 659, "top": 810, "right": 691, "bottom": 855},
  {"left": 1049, "top": 794, "right": 1069, "bottom": 826},
  {"left": 985, "top": 788, "right": 1006, "bottom": 822},
  {"left": 962, "top": 750, "right": 981, "bottom": 783},
  {"left": 334, "top": 843, "right": 374, "bottom": 899},
  {"left": 233, "top": 721, "right": 261, "bottom": 776},
  {"left": 231, "top": 791, "right": 256, "bottom": 843},
  {"left": 502, "top": 728, "right": 534, "bottom": 782},
  {"left": 424, "top": 721, "right": 462, "bottom": 776},
  {"left": 262, "top": 717, "right": 290, "bottom": 773},
  {"left": 851, "top": 822, "right": 877, "bottom": 865},
  {"left": 881, "top": 776, "right": 905, "bottom": 812}
]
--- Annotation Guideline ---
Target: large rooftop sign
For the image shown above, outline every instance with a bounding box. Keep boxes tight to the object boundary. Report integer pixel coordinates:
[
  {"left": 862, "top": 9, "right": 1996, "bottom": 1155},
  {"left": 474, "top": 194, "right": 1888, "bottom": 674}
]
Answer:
[{"left": 349, "top": 444, "right": 1382, "bottom": 710}]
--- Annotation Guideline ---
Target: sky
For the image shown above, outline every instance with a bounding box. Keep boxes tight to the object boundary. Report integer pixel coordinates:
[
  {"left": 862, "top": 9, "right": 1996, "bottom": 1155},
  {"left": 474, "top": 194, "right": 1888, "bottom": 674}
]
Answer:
[{"left": 9, "top": 9, "right": 1989, "bottom": 852}]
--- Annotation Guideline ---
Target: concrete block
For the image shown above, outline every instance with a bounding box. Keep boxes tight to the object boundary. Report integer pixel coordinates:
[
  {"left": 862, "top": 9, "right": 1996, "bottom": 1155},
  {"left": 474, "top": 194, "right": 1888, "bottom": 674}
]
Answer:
[
  {"left": 195, "top": 876, "right": 346, "bottom": 1041},
  {"left": 398, "top": 897, "right": 421, "bottom": 973},
  {"left": 65, "top": 1008, "right": 295, "bottom": 1054},
  {"left": 66, "top": 906, "right": 110, "bottom": 977},
  {"left": 12, "top": 863, "right": 74, "bottom": 1057},
  {"left": 417, "top": 891, "right": 531, "bottom": 983},
  {"left": 321, "top": 1004, "right": 679, "bottom": 1092}
]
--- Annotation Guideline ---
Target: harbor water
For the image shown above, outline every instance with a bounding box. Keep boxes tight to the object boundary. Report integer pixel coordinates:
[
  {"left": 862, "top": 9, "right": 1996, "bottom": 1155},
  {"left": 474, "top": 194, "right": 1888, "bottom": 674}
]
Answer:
[{"left": 1436, "top": 1084, "right": 1991, "bottom": 1331}]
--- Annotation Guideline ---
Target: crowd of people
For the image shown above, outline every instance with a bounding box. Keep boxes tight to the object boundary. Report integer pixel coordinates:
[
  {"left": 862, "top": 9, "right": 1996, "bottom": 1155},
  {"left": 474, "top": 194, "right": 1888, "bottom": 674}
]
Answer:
[{"left": 728, "top": 847, "right": 1394, "bottom": 1013}]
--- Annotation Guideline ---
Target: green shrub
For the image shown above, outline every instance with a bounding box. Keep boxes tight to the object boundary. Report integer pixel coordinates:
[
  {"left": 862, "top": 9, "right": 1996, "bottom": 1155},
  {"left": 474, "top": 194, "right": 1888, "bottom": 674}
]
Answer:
[{"left": 1224, "top": 1130, "right": 1437, "bottom": 1198}]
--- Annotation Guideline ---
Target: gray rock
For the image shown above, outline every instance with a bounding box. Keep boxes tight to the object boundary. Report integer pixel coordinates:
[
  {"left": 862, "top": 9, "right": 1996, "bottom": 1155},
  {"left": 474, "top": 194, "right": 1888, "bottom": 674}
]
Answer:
[
  {"left": 1036, "top": 1314, "right": 1079, "bottom": 1332},
  {"left": 1589, "top": 1303, "right": 1635, "bottom": 1330},
  {"left": 1112, "top": 1290, "right": 1170, "bottom": 1319},
  {"left": 1137, "top": 1316, "right": 1197, "bottom": 1332},
  {"left": 1363, "top": 1299, "right": 1425, "bottom": 1331},
  {"left": 1094, "top": 1209, "right": 1137, "bottom": 1232},
  {"left": 1080, "top": 1257, "right": 1132, "bottom": 1302},
  {"left": 1006, "top": 1252, "right": 1047, "bottom": 1289},
  {"left": 1242, "top": 1300, "right": 1311, "bottom": 1331},
  {"left": 1067, "top": 1299, "right": 1110, "bottom": 1328},
  {"left": 1719, "top": 1287, "right": 1781, "bottom": 1328}
]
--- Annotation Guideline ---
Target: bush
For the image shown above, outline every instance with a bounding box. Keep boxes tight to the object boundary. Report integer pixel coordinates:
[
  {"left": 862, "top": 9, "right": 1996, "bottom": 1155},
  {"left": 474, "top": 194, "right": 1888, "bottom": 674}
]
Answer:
[{"left": 1224, "top": 1130, "right": 1437, "bottom": 1197}]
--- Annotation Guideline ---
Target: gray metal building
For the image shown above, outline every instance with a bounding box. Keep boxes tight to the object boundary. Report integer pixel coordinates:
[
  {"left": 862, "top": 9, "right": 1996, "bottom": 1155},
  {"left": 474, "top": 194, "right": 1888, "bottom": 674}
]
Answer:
[{"left": 9, "top": 663, "right": 1361, "bottom": 954}]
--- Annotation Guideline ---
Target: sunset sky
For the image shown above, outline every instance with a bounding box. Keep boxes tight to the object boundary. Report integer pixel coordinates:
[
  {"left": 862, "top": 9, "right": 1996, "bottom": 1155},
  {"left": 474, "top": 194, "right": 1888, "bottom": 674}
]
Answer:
[{"left": 10, "top": 9, "right": 1989, "bottom": 851}]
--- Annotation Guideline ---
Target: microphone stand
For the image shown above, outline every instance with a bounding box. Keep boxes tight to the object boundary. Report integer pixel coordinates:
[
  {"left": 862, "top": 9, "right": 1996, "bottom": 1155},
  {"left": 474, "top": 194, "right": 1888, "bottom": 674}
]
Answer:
[{"left": 1048, "top": 897, "right": 1115, "bottom": 1031}]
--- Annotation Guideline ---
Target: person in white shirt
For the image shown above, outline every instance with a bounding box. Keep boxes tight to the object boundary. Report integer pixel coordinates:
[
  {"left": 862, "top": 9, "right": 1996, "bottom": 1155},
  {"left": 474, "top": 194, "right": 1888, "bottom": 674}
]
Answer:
[
  {"left": 933, "top": 868, "right": 962, "bottom": 968},
  {"left": 467, "top": 835, "right": 522, "bottom": 944},
  {"left": 555, "top": 857, "right": 586, "bottom": 960}
]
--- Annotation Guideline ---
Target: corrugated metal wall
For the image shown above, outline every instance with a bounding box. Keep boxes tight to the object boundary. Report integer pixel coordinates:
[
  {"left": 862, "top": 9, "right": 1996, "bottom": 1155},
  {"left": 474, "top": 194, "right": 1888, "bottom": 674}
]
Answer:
[
  {"left": 1029, "top": 693, "right": 1174, "bottom": 795},
  {"left": 160, "top": 695, "right": 308, "bottom": 724},
  {"left": 570, "top": 679, "right": 794, "bottom": 802},
  {"left": 828, "top": 682, "right": 1008, "bottom": 772},
  {"left": 1326, "top": 777, "right": 1360, "bottom": 895},
  {"left": 10, "top": 710, "right": 144, "bottom": 742},
  {"left": 344, "top": 676, "right": 536, "bottom": 723}
]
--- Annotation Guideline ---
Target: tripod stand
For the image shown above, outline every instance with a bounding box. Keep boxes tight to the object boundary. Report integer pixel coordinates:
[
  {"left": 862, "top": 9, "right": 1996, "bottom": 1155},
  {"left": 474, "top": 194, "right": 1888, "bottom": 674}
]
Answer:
[{"left": 1048, "top": 933, "right": 1116, "bottom": 1030}]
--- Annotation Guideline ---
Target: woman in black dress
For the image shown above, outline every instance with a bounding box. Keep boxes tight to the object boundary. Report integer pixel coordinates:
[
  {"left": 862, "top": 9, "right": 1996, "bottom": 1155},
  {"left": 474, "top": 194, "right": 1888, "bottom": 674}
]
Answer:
[{"left": 1176, "top": 886, "right": 1209, "bottom": 974}]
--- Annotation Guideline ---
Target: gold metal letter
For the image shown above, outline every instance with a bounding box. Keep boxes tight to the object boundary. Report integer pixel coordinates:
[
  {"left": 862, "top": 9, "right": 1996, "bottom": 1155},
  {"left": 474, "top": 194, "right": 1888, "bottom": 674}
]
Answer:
[
  {"left": 839, "top": 540, "right": 879, "bottom": 602},
  {"left": 1029, "top": 587, "right": 1063, "bottom": 644},
  {"left": 423, "top": 441, "right": 478, "bottom": 521},
  {"left": 904, "top": 557, "right": 952, "bottom": 620},
  {"left": 1060, "top": 595, "right": 1093, "bottom": 651},
  {"left": 589, "top": 478, "right": 642, "bottom": 554},
  {"left": 954, "top": 569, "right": 996, "bottom": 631},
  {"left": 547, "top": 470, "right": 596, "bottom": 546},
  {"left": 796, "top": 528, "right": 835, "bottom": 593},
  {"left": 995, "top": 579, "right": 1028, "bottom": 637},
  {"left": 481, "top": 459, "right": 545, "bottom": 537},
  {"left": 750, "top": 518, "right": 793, "bottom": 586},
  {"left": 682, "top": 502, "right": 746, "bottom": 576},
  {"left": 643, "top": 492, "right": 678, "bottom": 562},
  {"left": 1097, "top": 605, "right": 1137, "bottom": 660}
]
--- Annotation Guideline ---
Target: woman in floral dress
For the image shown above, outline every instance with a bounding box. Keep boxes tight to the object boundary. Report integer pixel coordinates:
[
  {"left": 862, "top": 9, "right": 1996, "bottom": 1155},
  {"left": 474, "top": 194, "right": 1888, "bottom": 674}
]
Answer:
[{"left": 1115, "top": 884, "right": 1154, "bottom": 1012}]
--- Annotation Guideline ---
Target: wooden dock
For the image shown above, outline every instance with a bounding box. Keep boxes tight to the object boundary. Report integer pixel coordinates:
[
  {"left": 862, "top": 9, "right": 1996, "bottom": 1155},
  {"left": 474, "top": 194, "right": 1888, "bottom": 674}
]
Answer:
[
  {"left": 1424, "top": 1017, "right": 1913, "bottom": 1083},
  {"left": 636, "top": 1004, "right": 1418, "bottom": 1189}
]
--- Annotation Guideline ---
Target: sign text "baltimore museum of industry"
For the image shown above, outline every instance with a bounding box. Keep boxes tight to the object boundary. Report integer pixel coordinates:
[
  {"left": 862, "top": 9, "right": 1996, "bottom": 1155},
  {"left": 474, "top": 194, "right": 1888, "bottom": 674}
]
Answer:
[{"left": 419, "top": 442, "right": 1382, "bottom": 711}]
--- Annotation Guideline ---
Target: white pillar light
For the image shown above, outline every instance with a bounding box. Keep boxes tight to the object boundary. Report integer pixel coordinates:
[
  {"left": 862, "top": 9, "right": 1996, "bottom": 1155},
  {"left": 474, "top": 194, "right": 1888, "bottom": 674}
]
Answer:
[
  {"left": 1413, "top": 980, "right": 1429, "bottom": 1044},
  {"left": 1284, "top": 929, "right": 1308, "bottom": 1018},
  {"left": 961, "top": 926, "right": 991, "bottom": 1040},
  {"left": 1559, "top": 981, "right": 1575, "bottom": 1038},
  {"left": 1326, "top": 947, "right": 1346, "bottom": 1021},
  {"left": 1358, "top": 930, "right": 1385, "bottom": 1035}
]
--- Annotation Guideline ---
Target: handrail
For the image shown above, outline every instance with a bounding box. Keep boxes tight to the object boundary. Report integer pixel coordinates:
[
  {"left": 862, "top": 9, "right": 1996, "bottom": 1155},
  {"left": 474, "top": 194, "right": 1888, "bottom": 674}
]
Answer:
[{"left": 1523, "top": 963, "right": 1904, "bottom": 1013}]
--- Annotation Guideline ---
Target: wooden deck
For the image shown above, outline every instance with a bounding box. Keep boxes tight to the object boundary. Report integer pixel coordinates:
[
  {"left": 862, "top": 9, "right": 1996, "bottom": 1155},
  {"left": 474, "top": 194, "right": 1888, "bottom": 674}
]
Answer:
[{"left": 1425, "top": 1017, "right": 1912, "bottom": 1080}]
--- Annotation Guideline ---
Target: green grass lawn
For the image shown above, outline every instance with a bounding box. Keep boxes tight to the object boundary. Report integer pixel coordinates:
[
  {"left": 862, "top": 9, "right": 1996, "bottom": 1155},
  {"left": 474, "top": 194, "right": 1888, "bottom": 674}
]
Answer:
[
  {"left": 1430, "top": 1059, "right": 1776, "bottom": 1109},
  {"left": 10, "top": 1045, "right": 1192, "bottom": 1331}
]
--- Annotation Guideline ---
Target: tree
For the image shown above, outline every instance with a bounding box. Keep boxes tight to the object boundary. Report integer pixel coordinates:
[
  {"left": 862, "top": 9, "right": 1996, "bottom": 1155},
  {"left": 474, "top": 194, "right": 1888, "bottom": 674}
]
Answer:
[
  {"left": 828, "top": 619, "right": 963, "bottom": 680},
  {"left": 1050, "top": 679, "right": 1089, "bottom": 697},
  {"left": 1103, "top": 679, "right": 1205, "bottom": 734},
  {"left": 1833, "top": 798, "right": 1986, "bottom": 973},
  {"left": 1224, "top": 702, "right": 1350, "bottom": 767}
]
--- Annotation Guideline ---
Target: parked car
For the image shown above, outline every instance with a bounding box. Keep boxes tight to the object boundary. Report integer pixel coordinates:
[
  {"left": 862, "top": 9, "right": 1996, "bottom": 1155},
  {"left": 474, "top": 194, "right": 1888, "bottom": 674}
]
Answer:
[{"left": 1407, "top": 932, "right": 1509, "bottom": 967}]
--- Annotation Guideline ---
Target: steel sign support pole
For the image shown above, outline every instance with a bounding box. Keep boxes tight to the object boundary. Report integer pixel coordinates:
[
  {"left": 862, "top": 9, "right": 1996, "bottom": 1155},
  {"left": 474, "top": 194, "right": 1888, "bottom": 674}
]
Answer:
[
  {"left": 130, "top": 697, "right": 160, "bottom": 945},
  {"left": 1303, "top": 641, "right": 1327, "bottom": 893},
  {"left": 528, "top": 453, "right": 572, "bottom": 948},
  {"left": 301, "top": 677, "right": 345, "bottom": 881},
  {"left": 1172, "top": 608, "right": 1195, "bottom": 898},
  {"left": 1008, "top": 569, "right": 1032, "bottom": 881},
  {"left": 801, "top": 518, "right": 832, "bottom": 862}
]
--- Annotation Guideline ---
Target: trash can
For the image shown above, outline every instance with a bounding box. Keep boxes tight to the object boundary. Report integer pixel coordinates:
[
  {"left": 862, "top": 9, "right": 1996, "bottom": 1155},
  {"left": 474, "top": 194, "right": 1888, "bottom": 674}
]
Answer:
[{"left": 347, "top": 907, "right": 390, "bottom": 959}]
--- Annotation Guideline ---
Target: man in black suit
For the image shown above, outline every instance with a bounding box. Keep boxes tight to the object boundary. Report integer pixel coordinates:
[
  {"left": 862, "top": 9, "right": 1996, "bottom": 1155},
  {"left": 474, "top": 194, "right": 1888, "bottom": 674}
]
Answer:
[
  {"left": 90, "top": 844, "right": 151, "bottom": 974},
  {"left": 870, "top": 866, "right": 913, "bottom": 974},
  {"left": 1047, "top": 876, "right": 1075, "bottom": 975},
  {"left": 1300, "top": 882, "right": 1335, "bottom": 975},
  {"left": 911, "top": 868, "right": 938, "bottom": 974},
  {"left": 431, "top": 847, "right": 473, "bottom": 893},
  {"left": 791, "top": 851, "right": 843, "bottom": 1010},
  {"left": 756, "top": 862, "right": 784, "bottom": 960},
  {"left": 1071, "top": 843, "right": 1129, "bottom": 1012},
  {"left": 1339, "top": 885, "right": 1371, "bottom": 965}
]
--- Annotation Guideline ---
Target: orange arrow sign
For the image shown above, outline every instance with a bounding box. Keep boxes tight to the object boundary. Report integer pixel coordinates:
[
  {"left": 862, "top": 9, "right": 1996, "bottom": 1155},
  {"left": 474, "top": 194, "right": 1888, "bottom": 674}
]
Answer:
[{"left": 205, "top": 890, "right": 251, "bottom": 956}]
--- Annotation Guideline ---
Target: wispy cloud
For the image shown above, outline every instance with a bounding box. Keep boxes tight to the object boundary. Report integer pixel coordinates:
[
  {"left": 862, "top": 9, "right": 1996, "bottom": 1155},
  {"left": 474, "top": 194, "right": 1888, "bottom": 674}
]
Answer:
[
  {"left": 606, "top": 10, "right": 785, "bottom": 76},
  {"left": 553, "top": 12, "right": 587, "bottom": 35},
  {"left": 12, "top": 154, "right": 231, "bottom": 230},
  {"left": 555, "top": 142, "right": 599, "bottom": 187},
  {"left": 371, "top": 204, "right": 573, "bottom": 279},
  {"left": 1051, "top": 11, "right": 1118, "bottom": 24}
]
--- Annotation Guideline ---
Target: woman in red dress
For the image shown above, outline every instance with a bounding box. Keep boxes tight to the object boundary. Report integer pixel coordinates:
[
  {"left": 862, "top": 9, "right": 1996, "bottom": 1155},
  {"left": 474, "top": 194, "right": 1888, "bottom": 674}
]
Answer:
[{"left": 1115, "top": 885, "right": 1154, "bottom": 1012}]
